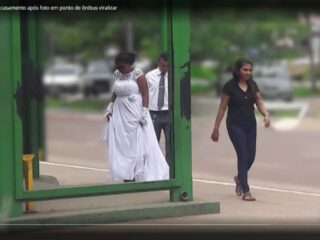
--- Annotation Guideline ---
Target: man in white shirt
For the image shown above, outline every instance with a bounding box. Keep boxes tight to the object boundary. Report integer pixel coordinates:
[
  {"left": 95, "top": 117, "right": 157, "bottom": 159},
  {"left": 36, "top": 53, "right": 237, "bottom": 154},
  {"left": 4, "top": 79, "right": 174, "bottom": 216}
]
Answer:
[{"left": 146, "top": 52, "right": 170, "bottom": 165}]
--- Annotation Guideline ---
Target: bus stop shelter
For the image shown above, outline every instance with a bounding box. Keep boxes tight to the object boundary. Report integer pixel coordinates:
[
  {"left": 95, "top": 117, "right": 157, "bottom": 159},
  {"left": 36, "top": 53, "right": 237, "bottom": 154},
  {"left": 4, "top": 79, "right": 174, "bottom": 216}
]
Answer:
[{"left": 0, "top": 0, "right": 220, "bottom": 230}]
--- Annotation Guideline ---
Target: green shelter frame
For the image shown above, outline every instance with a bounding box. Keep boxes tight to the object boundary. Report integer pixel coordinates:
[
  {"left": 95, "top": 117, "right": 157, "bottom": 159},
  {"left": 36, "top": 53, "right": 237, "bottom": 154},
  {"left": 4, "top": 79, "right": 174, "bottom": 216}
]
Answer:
[{"left": 0, "top": 0, "right": 194, "bottom": 218}]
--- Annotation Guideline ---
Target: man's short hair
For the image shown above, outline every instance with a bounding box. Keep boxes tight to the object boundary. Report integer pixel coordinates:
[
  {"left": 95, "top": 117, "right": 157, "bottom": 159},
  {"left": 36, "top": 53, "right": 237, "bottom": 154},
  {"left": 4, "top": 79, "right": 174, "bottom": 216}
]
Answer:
[{"left": 158, "top": 52, "right": 167, "bottom": 62}]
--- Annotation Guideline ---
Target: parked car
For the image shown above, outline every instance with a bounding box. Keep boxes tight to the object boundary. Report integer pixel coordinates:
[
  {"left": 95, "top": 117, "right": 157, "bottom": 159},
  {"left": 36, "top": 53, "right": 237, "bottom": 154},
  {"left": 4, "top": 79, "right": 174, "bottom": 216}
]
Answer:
[
  {"left": 82, "top": 60, "right": 113, "bottom": 97},
  {"left": 254, "top": 65, "right": 293, "bottom": 101},
  {"left": 43, "top": 63, "right": 83, "bottom": 97}
]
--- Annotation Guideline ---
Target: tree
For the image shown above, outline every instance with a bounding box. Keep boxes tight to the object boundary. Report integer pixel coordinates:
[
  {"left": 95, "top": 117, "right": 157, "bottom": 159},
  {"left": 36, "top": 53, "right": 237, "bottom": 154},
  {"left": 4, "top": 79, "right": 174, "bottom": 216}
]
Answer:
[
  {"left": 41, "top": 7, "right": 162, "bottom": 64},
  {"left": 190, "top": 7, "right": 310, "bottom": 95}
]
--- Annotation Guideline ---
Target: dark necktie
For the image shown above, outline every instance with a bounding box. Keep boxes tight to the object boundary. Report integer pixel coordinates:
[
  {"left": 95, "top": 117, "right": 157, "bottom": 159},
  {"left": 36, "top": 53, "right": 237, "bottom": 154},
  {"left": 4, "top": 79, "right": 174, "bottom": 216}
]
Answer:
[{"left": 157, "top": 72, "right": 165, "bottom": 110}]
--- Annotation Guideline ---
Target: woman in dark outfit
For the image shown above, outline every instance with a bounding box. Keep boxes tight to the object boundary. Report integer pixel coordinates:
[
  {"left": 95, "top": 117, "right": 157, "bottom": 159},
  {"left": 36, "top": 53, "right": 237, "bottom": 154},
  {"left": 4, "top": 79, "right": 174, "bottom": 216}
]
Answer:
[{"left": 211, "top": 58, "right": 270, "bottom": 201}]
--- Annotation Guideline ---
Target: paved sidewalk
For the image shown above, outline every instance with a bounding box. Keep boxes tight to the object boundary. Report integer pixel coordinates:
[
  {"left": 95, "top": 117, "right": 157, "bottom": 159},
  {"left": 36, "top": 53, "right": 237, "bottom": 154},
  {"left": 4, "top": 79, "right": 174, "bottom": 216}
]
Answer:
[
  {"left": 28, "top": 162, "right": 320, "bottom": 225},
  {"left": 2, "top": 154, "right": 320, "bottom": 238},
  {"left": 3, "top": 179, "right": 320, "bottom": 238},
  {"left": 8, "top": 174, "right": 320, "bottom": 225}
]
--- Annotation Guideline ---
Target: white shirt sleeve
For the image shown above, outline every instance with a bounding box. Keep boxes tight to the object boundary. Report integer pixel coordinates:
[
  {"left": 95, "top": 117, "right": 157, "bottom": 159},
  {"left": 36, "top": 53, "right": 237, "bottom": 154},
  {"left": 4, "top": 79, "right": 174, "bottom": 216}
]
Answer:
[{"left": 145, "top": 72, "right": 150, "bottom": 87}]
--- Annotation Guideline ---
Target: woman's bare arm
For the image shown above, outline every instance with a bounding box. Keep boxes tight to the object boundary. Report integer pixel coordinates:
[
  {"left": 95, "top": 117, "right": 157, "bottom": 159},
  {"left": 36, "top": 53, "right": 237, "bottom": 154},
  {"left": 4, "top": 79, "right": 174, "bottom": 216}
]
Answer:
[
  {"left": 211, "top": 94, "right": 229, "bottom": 142},
  {"left": 254, "top": 92, "right": 270, "bottom": 128},
  {"left": 137, "top": 75, "right": 149, "bottom": 108},
  {"left": 110, "top": 92, "right": 117, "bottom": 103}
]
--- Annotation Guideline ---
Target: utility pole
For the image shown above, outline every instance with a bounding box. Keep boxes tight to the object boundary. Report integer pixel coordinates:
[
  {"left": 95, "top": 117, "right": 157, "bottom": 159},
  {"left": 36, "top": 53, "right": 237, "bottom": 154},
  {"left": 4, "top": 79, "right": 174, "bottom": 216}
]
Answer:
[{"left": 126, "top": 21, "right": 133, "bottom": 52}]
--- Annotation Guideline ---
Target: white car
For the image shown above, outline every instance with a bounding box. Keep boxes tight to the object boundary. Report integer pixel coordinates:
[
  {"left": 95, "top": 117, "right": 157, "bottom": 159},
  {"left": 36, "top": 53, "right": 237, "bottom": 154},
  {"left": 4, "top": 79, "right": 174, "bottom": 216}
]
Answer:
[
  {"left": 43, "top": 63, "right": 83, "bottom": 97},
  {"left": 254, "top": 65, "right": 293, "bottom": 101},
  {"left": 82, "top": 60, "right": 113, "bottom": 97}
]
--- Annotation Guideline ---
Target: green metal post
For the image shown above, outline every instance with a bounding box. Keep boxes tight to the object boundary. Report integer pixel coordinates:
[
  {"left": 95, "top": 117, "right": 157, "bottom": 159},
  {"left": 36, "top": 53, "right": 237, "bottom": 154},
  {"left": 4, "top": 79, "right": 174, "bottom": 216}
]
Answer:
[
  {"left": 0, "top": 7, "right": 23, "bottom": 218},
  {"left": 20, "top": 12, "right": 40, "bottom": 177},
  {"left": 35, "top": 15, "right": 46, "bottom": 163},
  {"left": 168, "top": 0, "right": 193, "bottom": 202}
]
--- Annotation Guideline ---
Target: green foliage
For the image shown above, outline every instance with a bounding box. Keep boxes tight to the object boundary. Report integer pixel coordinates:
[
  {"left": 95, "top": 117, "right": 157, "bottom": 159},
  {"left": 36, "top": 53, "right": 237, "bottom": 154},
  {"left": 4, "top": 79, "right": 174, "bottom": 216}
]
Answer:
[
  {"left": 43, "top": 7, "right": 310, "bottom": 65},
  {"left": 140, "top": 38, "right": 160, "bottom": 60},
  {"left": 190, "top": 8, "right": 309, "bottom": 65},
  {"left": 268, "top": 109, "right": 299, "bottom": 117},
  {"left": 191, "top": 64, "right": 216, "bottom": 79},
  {"left": 190, "top": 64, "right": 216, "bottom": 93},
  {"left": 293, "top": 86, "right": 320, "bottom": 97},
  {"left": 42, "top": 6, "right": 313, "bottom": 93},
  {"left": 42, "top": 8, "right": 162, "bottom": 63},
  {"left": 191, "top": 85, "right": 214, "bottom": 94}
]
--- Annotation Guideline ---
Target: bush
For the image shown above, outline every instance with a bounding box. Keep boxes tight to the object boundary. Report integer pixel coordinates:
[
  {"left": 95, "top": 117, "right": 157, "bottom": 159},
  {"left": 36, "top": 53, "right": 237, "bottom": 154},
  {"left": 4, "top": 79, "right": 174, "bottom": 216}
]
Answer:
[{"left": 191, "top": 64, "right": 216, "bottom": 80}]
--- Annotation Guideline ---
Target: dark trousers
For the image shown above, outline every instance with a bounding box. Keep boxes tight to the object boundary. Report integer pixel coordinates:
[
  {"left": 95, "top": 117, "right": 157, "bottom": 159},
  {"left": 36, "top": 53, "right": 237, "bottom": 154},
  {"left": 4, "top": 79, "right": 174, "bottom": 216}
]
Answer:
[
  {"left": 227, "top": 124, "right": 257, "bottom": 193},
  {"left": 149, "top": 110, "right": 171, "bottom": 165}
]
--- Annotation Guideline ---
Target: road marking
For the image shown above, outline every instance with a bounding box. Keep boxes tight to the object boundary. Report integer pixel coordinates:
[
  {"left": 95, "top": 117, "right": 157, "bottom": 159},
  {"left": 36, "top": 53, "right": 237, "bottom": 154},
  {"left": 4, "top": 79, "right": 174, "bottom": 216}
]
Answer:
[
  {"left": 260, "top": 101, "right": 310, "bottom": 131},
  {"left": 41, "top": 161, "right": 109, "bottom": 172},
  {"left": 40, "top": 161, "right": 320, "bottom": 197},
  {"left": 193, "top": 178, "right": 320, "bottom": 197}
]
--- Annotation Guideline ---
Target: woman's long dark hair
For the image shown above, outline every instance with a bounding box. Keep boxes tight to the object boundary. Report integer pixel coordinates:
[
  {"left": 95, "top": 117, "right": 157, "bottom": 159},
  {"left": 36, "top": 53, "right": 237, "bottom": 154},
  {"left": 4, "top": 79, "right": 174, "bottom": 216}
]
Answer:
[
  {"left": 232, "top": 57, "right": 257, "bottom": 93},
  {"left": 232, "top": 57, "right": 253, "bottom": 82}
]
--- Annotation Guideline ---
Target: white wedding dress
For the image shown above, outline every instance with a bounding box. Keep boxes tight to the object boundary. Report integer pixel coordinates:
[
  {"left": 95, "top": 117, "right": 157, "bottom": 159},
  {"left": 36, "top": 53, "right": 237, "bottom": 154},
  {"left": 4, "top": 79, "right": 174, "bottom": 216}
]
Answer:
[{"left": 103, "top": 68, "right": 169, "bottom": 182}]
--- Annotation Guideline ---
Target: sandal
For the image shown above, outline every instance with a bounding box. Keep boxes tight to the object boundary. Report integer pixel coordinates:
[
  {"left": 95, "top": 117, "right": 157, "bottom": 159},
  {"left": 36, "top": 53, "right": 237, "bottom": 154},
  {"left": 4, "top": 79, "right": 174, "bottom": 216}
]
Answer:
[
  {"left": 234, "top": 176, "right": 242, "bottom": 196},
  {"left": 242, "top": 192, "right": 256, "bottom": 201}
]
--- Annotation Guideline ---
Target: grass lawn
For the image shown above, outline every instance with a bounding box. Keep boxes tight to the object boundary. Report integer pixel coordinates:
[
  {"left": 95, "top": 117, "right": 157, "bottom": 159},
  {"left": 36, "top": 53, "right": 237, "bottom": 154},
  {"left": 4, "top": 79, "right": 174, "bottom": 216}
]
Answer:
[
  {"left": 293, "top": 86, "right": 320, "bottom": 98},
  {"left": 268, "top": 109, "right": 300, "bottom": 118}
]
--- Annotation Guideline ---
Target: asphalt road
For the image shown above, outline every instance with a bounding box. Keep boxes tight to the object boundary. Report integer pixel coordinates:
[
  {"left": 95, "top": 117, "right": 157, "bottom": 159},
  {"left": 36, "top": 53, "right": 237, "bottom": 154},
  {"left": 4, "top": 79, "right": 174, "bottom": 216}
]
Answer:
[{"left": 43, "top": 95, "right": 320, "bottom": 194}]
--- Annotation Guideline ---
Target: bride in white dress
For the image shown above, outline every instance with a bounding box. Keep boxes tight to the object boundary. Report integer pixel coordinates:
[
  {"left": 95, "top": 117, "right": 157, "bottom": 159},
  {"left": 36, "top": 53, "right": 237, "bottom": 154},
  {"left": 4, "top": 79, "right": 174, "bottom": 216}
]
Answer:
[{"left": 103, "top": 52, "right": 169, "bottom": 182}]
